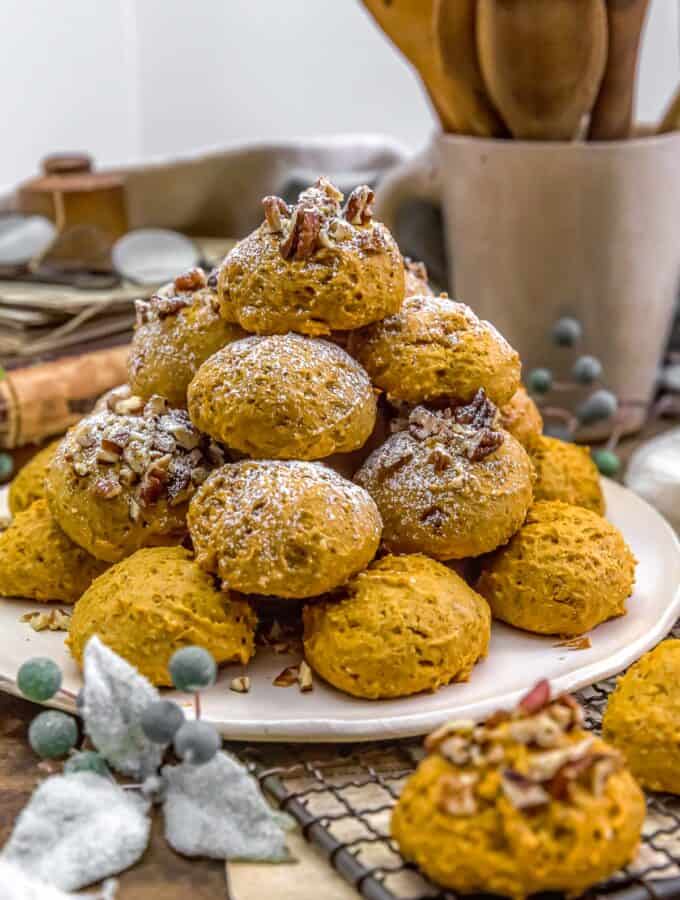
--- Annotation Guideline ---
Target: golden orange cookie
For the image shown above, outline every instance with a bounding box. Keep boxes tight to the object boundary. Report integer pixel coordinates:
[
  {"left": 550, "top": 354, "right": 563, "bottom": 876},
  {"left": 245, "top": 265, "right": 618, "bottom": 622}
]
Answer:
[
  {"left": 46, "top": 395, "right": 223, "bottom": 562},
  {"left": 527, "top": 434, "right": 604, "bottom": 514},
  {"left": 217, "top": 178, "right": 404, "bottom": 335},
  {"left": 128, "top": 267, "right": 245, "bottom": 407},
  {"left": 303, "top": 554, "right": 490, "bottom": 698},
  {"left": 68, "top": 546, "right": 256, "bottom": 686},
  {"left": 188, "top": 460, "right": 382, "bottom": 598},
  {"left": 187, "top": 333, "right": 376, "bottom": 460},
  {"left": 0, "top": 500, "right": 107, "bottom": 603},
  {"left": 499, "top": 386, "right": 543, "bottom": 448},
  {"left": 348, "top": 294, "right": 520, "bottom": 407},
  {"left": 603, "top": 639, "right": 680, "bottom": 793},
  {"left": 8, "top": 439, "right": 61, "bottom": 516},
  {"left": 477, "top": 500, "right": 636, "bottom": 635},
  {"left": 355, "top": 393, "right": 533, "bottom": 559},
  {"left": 392, "top": 682, "right": 645, "bottom": 898}
]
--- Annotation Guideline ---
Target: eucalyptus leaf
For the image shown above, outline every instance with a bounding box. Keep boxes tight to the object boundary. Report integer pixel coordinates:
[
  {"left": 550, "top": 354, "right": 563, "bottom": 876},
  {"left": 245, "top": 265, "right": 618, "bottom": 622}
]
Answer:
[
  {"left": 81, "top": 636, "right": 163, "bottom": 778},
  {"left": 1, "top": 772, "right": 150, "bottom": 891},
  {"left": 163, "top": 751, "right": 294, "bottom": 862}
]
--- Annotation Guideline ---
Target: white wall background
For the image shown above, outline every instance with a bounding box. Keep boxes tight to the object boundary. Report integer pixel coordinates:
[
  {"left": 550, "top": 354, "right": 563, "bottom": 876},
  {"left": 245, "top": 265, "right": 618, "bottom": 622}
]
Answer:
[{"left": 1, "top": 0, "right": 679, "bottom": 188}]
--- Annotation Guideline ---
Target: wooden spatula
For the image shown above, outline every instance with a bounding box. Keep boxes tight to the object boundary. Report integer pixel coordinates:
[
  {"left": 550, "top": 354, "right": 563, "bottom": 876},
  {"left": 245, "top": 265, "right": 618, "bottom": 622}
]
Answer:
[
  {"left": 361, "top": 0, "right": 462, "bottom": 132},
  {"left": 361, "top": 0, "right": 502, "bottom": 136},
  {"left": 658, "top": 85, "right": 680, "bottom": 134},
  {"left": 588, "top": 0, "right": 650, "bottom": 140},
  {"left": 434, "top": 0, "right": 506, "bottom": 137},
  {"left": 477, "top": 0, "right": 609, "bottom": 140}
]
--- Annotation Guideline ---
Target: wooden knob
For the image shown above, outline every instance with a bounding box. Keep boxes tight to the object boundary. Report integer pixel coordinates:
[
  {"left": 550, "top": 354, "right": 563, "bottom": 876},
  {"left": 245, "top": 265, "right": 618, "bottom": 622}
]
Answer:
[{"left": 42, "top": 154, "right": 93, "bottom": 176}]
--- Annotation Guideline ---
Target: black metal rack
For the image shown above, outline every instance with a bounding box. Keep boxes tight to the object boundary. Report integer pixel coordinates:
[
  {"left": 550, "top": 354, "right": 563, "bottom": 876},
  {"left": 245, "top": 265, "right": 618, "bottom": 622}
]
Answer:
[{"left": 231, "top": 622, "right": 680, "bottom": 900}]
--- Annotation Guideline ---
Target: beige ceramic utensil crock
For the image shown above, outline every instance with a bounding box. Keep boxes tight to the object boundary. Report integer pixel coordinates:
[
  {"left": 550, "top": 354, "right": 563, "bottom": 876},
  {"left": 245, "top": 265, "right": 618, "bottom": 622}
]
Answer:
[
  {"left": 376, "top": 133, "right": 680, "bottom": 433},
  {"left": 477, "top": 0, "right": 608, "bottom": 140},
  {"left": 589, "top": 0, "right": 650, "bottom": 140},
  {"left": 434, "top": 0, "right": 506, "bottom": 138}
]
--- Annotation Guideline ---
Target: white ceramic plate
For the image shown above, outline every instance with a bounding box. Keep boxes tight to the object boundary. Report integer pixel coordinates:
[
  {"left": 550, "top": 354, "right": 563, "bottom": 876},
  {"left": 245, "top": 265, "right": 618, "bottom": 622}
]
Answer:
[{"left": 0, "top": 480, "right": 678, "bottom": 742}]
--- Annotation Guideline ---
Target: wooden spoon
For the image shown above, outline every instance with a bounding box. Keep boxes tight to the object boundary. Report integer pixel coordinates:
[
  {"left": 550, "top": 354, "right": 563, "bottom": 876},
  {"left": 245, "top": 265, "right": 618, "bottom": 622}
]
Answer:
[
  {"left": 658, "top": 85, "right": 680, "bottom": 134},
  {"left": 589, "top": 0, "right": 650, "bottom": 140},
  {"left": 477, "top": 0, "right": 609, "bottom": 141},
  {"left": 434, "top": 0, "right": 506, "bottom": 137},
  {"left": 361, "top": 0, "right": 501, "bottom": 135}
]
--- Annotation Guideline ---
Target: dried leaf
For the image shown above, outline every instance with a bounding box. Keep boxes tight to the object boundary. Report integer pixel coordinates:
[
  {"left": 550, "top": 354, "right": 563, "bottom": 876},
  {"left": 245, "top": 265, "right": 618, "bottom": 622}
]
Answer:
[
  {"left": 81, "top": 637, "right": 163, "bottom": 778},
  {"left": 162, "top": 752, "right": 293, "bottom": 862},
  {"left": 1, "top": 772, "right": 150, "bottom": 891}
]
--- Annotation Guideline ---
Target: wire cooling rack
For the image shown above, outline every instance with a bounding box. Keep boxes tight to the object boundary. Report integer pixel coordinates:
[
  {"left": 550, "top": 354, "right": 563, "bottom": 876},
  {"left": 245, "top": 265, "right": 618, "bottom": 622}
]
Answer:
[{"left": 228, "top": 622, "right": 680, "bottom": 900}]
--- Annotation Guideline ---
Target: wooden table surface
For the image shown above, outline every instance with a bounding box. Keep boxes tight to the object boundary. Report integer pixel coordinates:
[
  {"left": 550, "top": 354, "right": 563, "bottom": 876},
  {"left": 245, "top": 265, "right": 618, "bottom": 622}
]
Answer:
[{"left": 0, "top": 423, "right": 671, "bottom": 898}]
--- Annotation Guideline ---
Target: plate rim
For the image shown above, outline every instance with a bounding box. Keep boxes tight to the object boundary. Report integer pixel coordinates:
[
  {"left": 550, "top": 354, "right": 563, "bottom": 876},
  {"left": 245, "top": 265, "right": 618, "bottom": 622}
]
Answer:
[{"left": 1, "top": 478, "right": 679, "bottom": 742}]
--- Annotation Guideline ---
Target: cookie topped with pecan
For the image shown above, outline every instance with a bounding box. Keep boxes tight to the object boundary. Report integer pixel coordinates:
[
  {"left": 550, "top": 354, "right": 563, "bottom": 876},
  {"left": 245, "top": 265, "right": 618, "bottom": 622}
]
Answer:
[
  {"left": 128, "top": 267, "right": 245, "bottom": 408},
  {"left": 45, "top": 394, "right": 224, "bottom": 562},
  {"left": 392, "top": 680, "right": 645, "bottom": 899},
  {"left": 217, "top": 177, "right": 404, "bottom": 336},
  {"left": 354, "top": 392, "right": 533, "bottom": 560}
]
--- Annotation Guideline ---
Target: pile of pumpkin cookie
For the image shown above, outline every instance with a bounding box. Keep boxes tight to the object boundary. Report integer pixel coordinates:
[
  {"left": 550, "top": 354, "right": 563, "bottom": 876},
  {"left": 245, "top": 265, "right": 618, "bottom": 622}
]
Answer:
[{"left": 2, "top": 177, "right": 635, "bottom": 698}]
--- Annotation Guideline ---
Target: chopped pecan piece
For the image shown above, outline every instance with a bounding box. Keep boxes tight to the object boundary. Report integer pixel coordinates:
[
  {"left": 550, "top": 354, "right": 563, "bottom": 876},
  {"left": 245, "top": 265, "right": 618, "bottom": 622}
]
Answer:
[
  {"left": 429, "top": 445, "right": 453, "bottom": 473},
  {"left": 135, "top": 299, "right": 151, "bottom": 327},
  {"left": 501, "top": 770, "right": 550, "bottom": 810},
  {"left": 76, "top": 428, "right": 96, "bottom": 449},
  {"left": 548, "top": 752, "right": 608, "bottom": 801},
  {"left": 94, "top": 477, "right": 122, "bottom": 499},
  {"left": 518, "top": 679, "right": 551, "bottom": 715},
  {"left": 162, "top": 419, "right": 200, "bottom": 450},
  {"left": 405, "top": 257, "right": 428, "bottom": 283},
  {"left": 424, "top": 720, "right": 476, "bottom": 754},
  {"left": 438, "top": 773, "right": 478, "bottom": 817},
  {"left": 151, "top": 293, "right": 191, "bottom": 319},
  {"left": 137, "top": 472, "right": 165, "bottom": 507},
  {"left": 280, "top": 208, "right": 322, "bottom": 261},
  {"left": 464, "top": 427, "right": 504, "bottom": 462},
  {"left": 262, "top": 195, "right": 290, "bottom": 233},
  {"left": 328, "top": 217, "right": 353, "bottom": 242},
  {"left": 273, "top": 665, "right": 300, "bottom": 687},
  {"left": 344, "top": 185, "right": 375, "bottom": 225},
  {"left": 528, "top": 738, "right": 595, "bottom": 783},
  {"left": 97, "top": 440, "right": 124, "bottom": 464},
  {"left": 174, "top": 267, "right": 207, "bottom": 293},
  {"left": 206, "top": 267, "right": 219, "bottom": 289},
  {"left": 453, "top": 389, "right": 499, "bottom": 431},
  {"left": 114, "top": 395, "right": 145, "bottom": 416},
  {"left": 230, "top": 676, "right": 251, "bottom": 694},
  {"left": 144, "top": 395, "right": 169, "bottom": 417},
  {"left": 439, "top": 735, "right": 472, "bottom": 766},
  {"left": 315, "top": 176, "right": 344, "bottom": 204},
  {"left": 298, "top": 660, "right": 313, "bottom": 693}
]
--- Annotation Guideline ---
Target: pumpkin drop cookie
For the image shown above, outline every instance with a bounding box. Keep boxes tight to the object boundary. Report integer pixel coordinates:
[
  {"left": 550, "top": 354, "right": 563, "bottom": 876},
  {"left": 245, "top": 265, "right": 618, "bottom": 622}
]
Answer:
[
  {"left": 527, "top": 433, "right": 604, "bottom": 513},
  {"left": 603, "top": 640, "right": 680, "bottom": 793},
  {"left": 188, "top": 460, "right": 382, "bottom": 598},
  {"left": 0, "top": 500, "right": 107, "bottom": 603},
  {"left": 499, "top": 386, "right": 543, "bottom": 448},
  {"left": 303, "top": 554, "right": 490, "bottom": 699},
  {"left": 354, "top": 391, "right": 533, "bottom": 559},
  {"left": 8, "top": 438, "right": 61, "bottom": 516},
  {"left": 68, "top": 546, "right": 256, "bottom": 686},
  {"left": 128, "top": 267, "right": 245, "bottom": 407},
  {"left": 46, "top": 394, "right": 223, "bottom": 562},
  {"left": 477, "top": 500, "right": 635, "bottom": 636},
  {"left": 392, "top": 683, "right": 645, "bottom": 898},
  {"left": 348, "top": 294, "right": 520, "bottom": 407},
  {"left": 217, "top": 178, "right": 404, "bottom": 335},
  {"left": 188, "top": 333, "right": 376, "bottom": 460}
]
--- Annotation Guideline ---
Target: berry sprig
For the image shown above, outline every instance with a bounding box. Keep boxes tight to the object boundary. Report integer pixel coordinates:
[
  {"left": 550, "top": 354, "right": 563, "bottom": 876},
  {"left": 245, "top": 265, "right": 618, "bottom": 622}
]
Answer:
[
  {"left": 19, "top": 645, "right": 223, "bottom": 770},
  {"left": 527, "top": 316, "right": 621, "bottom": 476}
]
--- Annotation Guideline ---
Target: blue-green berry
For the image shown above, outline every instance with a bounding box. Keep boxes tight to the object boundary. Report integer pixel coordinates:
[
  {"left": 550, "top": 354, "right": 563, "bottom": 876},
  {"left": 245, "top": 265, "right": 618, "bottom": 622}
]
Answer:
[
  {"left": 28, "top": 710, "right": 78, "bottom": 759},
  {"left": 174, "top": 720, "right": 221, "bottom": 765},
  {"left": 576, "top": 389, "right": 618, "bottom": 425},
  {"left": 169, "top": 647, "right": 217, "bottom": 693},
  {"left": 63, "top": 751, "right": 110, "bottom": 777},
  {"left": 572, "top": 355, "right": 602, "bottom": 385},
  {"left": 543, "top": 423, "right": 573, "bottom": 443},
  {"left": 17, "top": 657, "right": 62, "bottom": 702},
  {"left": 592, "top": 449, "right": 621, "bottom": 478},
  {"left": 528, "top": 368, "right": 553, "bottom": 395},
  {"left": 0, "top": 453, "right": 13, "bottom": 482},
  {"left": 141, "top": 699, "right": 186, "bottom": 744},
  {"left": 552, "top": 317, "right": 582, "bottom": 347}
]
